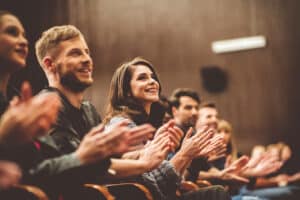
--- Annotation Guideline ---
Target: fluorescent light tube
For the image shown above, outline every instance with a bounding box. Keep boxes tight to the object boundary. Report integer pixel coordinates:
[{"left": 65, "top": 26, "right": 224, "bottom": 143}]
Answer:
[{"left": 212, "top": 35, "right": 266, "bottom": 54}]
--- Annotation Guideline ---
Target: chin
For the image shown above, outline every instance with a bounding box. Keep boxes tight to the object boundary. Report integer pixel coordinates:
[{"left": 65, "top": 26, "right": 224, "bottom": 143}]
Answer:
[
  {"left": 150, "top": 97, "right": 159, "bottom": 102},
  {"left": 79, "top": 78, "right": 93, "bottom": 85}
]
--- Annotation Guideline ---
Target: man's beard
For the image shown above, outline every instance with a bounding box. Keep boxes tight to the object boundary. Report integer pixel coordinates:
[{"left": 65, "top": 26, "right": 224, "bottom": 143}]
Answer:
[
  {"left": 60, "top": 72, "right": 92, "bottom": 93},
  {"left": 183, "top": 118, "right": 197, "bottom": 128}
]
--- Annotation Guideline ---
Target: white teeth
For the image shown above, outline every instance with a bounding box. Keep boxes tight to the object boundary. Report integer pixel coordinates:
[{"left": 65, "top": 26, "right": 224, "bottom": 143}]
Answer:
[{"left": 146, "top": 89, "right": 157, "bottom": 93}]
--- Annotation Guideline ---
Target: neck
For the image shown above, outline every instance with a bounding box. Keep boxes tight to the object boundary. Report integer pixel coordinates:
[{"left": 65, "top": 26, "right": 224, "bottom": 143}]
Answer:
[
  {"left": 53, "top": 83, "right": 85, "bottom": 109},
  {"left": 0, "top": 72, "right": 10, "bottom": 97},
  {"left": 175, "top": 119, "right": 192, "bottom": 130}
]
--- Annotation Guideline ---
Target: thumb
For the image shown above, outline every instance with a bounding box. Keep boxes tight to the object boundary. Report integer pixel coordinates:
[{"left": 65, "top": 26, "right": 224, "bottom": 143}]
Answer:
[
  {"left": 20, "top": 81, "right": 33, "bottom": 101},
  {"left": 225, "top": 155, "right": 232, "bottom": 168},
  {"left": 184, "top": 127, "right": 193, "bottom": 140},
  {"left": 10, "top": 96, "right": 20, "bottom": 107},
  {"left": 88, "top": 124, "right": 104, "bottom": 136}
]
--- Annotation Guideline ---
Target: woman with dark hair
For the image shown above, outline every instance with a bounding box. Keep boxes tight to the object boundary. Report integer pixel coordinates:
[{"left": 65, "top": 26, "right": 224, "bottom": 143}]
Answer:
[
  {"left": 104, "top": 57, "right": 231, "bottom": 200},
  {"left": 104, "top": 57, "right": 162, "bottom": 126},
  {"left": 0, "top": 10, "right": 60, "bottom": 191}
]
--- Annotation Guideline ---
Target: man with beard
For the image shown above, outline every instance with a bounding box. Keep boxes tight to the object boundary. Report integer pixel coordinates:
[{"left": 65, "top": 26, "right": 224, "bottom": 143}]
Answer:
[
  {"left": 169, "top": 88, "right": 200, "bottom": 134},
  {"left": 32, "top": 25, "right": 171, "bottom": 199},
  {"left": 169, "top": 89, "right": 210, "bottom": 181}
]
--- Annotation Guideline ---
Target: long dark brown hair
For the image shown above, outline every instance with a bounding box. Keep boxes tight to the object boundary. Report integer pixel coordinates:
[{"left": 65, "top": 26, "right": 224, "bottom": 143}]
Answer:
[{"left": 104, "top": 57, "right": 164, "bottom": 127}]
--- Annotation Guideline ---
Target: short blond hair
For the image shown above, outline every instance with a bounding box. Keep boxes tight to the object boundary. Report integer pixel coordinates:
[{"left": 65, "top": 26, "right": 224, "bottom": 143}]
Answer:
[{"left": 35, "top": 25, "right": 82, "bottom": 66}]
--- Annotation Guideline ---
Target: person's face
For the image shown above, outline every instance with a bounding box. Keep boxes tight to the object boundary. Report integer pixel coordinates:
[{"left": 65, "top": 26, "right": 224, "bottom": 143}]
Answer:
[
  {"left": 53, "top": 36, "right": 93, "bottom": 92},
  {"left": 0, "top": 14, "right": 28, "bottom": 72},
  {"left": 173, "top": 96, "right": 199, "bottom": 127},
  {"left": 217, "top": 127, "right": 231, "bottom": 145},
  {"left": 196, "top": 107, "right": 218, "bottom": 130},
  {"left": 129, "top": 64, "right": 160, "bottom": 106}
]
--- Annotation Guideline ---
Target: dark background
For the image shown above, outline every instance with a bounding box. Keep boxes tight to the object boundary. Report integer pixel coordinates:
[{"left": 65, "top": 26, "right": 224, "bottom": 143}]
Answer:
[{"left": 2, "top": 0, "right": 300, "bottom": 169}]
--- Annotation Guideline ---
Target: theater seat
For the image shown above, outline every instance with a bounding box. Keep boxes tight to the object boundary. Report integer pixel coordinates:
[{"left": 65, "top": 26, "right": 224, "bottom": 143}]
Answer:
[
  {"left": 0, "top": 184, "right": 49, "bottom": 200},
  {"left": 105, "top": 183, "right": 154, "bottom": 200}
]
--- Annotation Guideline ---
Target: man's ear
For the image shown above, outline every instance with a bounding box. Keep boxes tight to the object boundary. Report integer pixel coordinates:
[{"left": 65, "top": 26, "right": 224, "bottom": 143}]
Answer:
[
  {"left": 172, "top": 106, "right": 178, "bottom": 117},
  {"left": 43, "top": 56, "right": 56, "bottom": 73}
]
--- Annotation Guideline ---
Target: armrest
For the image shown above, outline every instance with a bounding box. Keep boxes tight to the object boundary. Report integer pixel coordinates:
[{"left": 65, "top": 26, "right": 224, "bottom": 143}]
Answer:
[
  {"left": 180, "top": 181, "right": 199, "bottom": 192},
  {"left": 83, "top": 184, "right": 115, "bottom": 200},
  {"left": 0, "top": 184, "right": 49, "bottom": 200},
  {"left": 105, "top": 182, "right": 154, "bottom": 200},
  {"left": 196, "top": 179, "right": 212, "bottom": 187},
  {"left": 61, "top": 184, "right": 114, "bottom": 200}
]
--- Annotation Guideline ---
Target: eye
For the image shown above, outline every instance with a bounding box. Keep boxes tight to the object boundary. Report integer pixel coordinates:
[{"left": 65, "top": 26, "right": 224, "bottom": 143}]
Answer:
[
  {"left": 151, "top": 74, "right": 158, "bottom": 81},
  {"left": 5, "top": 26, "right": 19, "bottom": 37},
  {"left": 68, "top": 49, "right": 82, "bottom": 57},
  {"left": 185, "top": 105, "right": 192, "bottom": 110},
  {"left": 137, "top": 74, "right": 148, "bottom": 80}
]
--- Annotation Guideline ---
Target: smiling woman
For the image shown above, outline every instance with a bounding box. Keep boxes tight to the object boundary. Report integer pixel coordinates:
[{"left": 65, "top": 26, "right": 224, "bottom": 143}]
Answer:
[
  {"left": 0, "top": 11, "right": 28, "bottom": 96},
  {"left": 104, "top": 57, "right": 163, "bottom": 126},
  {"left": 0, "top": 11, "right": 28, "bottom": 73}
]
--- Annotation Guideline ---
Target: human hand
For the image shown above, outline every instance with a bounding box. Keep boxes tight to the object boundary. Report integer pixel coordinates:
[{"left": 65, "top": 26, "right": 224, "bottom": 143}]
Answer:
[
  {"left": 76, "top": 121, "right": 155, "bottom": 164},
  {"left": 0, "top": 161, "right": 22, "bottom": 190},
  {"left": 241, "top": 152, "right": 283, "bottom": 177},
  {"left": 0, "top": 82, "right": 60, "bottom": 145},
  {"left": 139, "top": 132, "right": 170, "bottom": 171},
  {"left": 207, "top": 134, "right": 227, "bottom": 162},
  {"left": 179, "top": 126, "right": 214, "bottom": 159}
]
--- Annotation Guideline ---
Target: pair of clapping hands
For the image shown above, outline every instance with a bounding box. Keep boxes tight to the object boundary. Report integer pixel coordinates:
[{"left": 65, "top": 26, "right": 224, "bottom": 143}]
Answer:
[
  {"left": 0, "top": 82, "right": 61, "bottom": 190},
  {"left": 201, "top": 151, "right": 284, "bottom": 185},
  {"left": 0, "top": 82, "right": 61, "bottom": 145}
]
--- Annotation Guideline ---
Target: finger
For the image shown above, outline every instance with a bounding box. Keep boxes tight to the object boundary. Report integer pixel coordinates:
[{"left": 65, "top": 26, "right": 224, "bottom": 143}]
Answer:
[
  {"left": 208, "top": 153, "right": 226, "bottom": 162},
  {"left": 151, "top": 131, "right": 169, "bottom": 144},
  {"left": 165, "top": 119, "right": 175, "bottom": 128},
  {"left": 88, "top": 124, "right": 105, "bottom": 136},
  {"left": 231, "top": 156, "right": 249, "bottom": 172},
  {"left": 167, "top": 127, "right": 182, "bottom": 143},
  {"left": 225, "top": 155, "right": 232, "bottom": 168},
  {"left": 168, "top": 133, "right": 180, "bottom": 148},
  {"left": 129, "top": 126, "right": 156, "bottom": 143},
  {"left": 184, "top": 127, "right": 194, "bottom": 140},
  {"left": 230, "top": 174, "right": 250, "bottom": 183},
  {"left": 147, "top": 132, "right": 169, "bottom": 148},
  {"left": 20, "top": 81, "right": 32, "bottom": 101},
  {"left": 129, "top": 124, "right": 155, "bottom": 136},
  {"left": 169, "top": 126, "right": 184, "bottom": 141},
  {"left": 194, "top": 125, "right": 210, "bottom": 137},
  {"left": 9, "top": 96, "right": 20, "bottom": 107}
]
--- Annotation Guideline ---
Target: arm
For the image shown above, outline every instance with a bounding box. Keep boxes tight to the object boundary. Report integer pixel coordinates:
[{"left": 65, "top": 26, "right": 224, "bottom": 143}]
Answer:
[{"left": 109, "top": 158, "right": 149, "bottom": 178}]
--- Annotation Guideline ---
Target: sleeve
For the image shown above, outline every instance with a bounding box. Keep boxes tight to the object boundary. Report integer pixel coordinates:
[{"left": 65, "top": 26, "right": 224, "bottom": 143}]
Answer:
[
  {"left": 141, "top": 160, "right": 182, "bottom": 199},
  {"left": 187, "top": 157, "right": 210, "bottom": 182},
  {"left": 23, "top": 128, "right": 111, "bottom": 189},
  {"left": 105, "top": 116, "right": 137, "bottom": 131}
]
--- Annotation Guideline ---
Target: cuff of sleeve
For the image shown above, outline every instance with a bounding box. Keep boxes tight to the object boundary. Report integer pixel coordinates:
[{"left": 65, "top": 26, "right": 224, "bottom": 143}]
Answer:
[
  {"left": 70, "top": 152, "right": 82, "bottom": 166},
  {"left": 162, "top": 160, "right": 182, "bottom": 185}
]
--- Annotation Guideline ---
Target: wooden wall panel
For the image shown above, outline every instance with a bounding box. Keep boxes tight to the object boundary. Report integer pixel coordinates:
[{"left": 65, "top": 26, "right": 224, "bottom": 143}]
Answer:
[{"left": 4, "top": 0, "right": 300, "bottom": 159}]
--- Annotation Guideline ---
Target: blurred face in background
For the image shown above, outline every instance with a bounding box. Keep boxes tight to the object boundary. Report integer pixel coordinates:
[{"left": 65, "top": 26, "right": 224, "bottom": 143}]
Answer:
[
  {"left": 172, "top": 96, "right": 199, "bottom": 127},
  {"left": 0, "top": 13, "right": 28, "bottom": 72},
  {"left": 217, "top": 126, "right": 231, "bottom": 145},
  {"left": 196, "top": 107, "right": 218, "bottom": 131}
]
